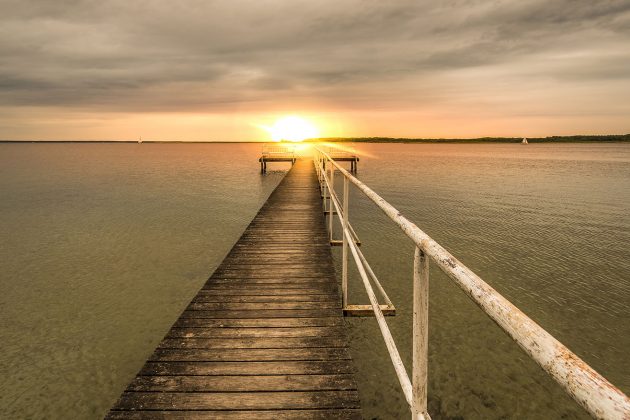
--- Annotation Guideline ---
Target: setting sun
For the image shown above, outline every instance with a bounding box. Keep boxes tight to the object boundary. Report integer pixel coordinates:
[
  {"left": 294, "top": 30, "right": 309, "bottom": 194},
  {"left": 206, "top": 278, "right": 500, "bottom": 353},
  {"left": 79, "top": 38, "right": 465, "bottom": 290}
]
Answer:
[{"left": 267, "top": 116, "right": 319, "bottom": 142}]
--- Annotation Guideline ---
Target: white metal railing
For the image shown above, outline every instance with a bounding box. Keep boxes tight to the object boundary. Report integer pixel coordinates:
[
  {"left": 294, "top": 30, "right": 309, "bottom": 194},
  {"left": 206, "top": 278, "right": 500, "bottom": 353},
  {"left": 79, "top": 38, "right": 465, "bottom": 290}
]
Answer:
[
  {"left": 313, "top": 147, "right": 630, "bottom": 420},
  {"left": 320, "top": 144, "right": 357, "bottom": 158},
  {"left": 261, "top": 143, "right": 296, "bottom": 158}
]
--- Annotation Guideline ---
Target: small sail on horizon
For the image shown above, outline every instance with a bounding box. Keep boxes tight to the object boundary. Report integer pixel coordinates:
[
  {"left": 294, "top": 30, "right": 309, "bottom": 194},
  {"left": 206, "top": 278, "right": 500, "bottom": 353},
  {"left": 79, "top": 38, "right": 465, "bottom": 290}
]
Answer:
[
  {"left": 138, "top": 136, "right": 142, "bottom": 144},
  {"left": 522, "top": 137, "right": 528, "bottom": 145}
]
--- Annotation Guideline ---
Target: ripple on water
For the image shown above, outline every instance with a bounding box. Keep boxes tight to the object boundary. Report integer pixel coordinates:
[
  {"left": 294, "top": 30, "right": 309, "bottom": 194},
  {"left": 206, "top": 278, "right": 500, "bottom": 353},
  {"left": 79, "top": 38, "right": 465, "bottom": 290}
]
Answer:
[
  {"left": 333, "top": 143, "right": 630, "bottom": 419},
  {"left": 0, "top": 143, "right": 287, "bottom": 418}
]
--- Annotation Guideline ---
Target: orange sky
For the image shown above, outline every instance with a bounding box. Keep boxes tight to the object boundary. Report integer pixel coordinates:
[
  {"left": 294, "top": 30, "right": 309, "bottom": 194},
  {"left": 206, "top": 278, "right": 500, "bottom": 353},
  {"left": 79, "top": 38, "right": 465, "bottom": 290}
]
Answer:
[{"left": 1, "top": 1, "right": 629, "bottom": 141}]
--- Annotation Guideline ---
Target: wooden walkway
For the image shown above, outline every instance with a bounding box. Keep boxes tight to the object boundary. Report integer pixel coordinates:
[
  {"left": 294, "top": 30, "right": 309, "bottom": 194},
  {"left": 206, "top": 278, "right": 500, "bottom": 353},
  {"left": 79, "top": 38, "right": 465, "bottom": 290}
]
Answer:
[{"left": 107, "top": 159, "right": 361, "bottom": 419}]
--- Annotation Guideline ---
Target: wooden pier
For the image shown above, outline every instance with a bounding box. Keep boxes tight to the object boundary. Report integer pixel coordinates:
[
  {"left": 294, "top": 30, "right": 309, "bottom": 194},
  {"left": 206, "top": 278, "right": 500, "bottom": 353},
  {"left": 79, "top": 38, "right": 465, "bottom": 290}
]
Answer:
[
  {"left": 259, "top": 144, "right": 359, "bottom": 173},
  {"left": 107, "top": 159, "right": 361, "bottom": 419},
  {"left": 259, "top": 144, "right": 296, "bottom": 173}
]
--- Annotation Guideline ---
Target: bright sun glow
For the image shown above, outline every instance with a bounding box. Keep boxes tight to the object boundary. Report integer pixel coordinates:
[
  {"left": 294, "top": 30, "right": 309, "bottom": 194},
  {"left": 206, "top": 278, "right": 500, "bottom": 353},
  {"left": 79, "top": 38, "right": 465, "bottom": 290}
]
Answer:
[{"left": 267, "top": 116, "right": 319, "bottom": 142}]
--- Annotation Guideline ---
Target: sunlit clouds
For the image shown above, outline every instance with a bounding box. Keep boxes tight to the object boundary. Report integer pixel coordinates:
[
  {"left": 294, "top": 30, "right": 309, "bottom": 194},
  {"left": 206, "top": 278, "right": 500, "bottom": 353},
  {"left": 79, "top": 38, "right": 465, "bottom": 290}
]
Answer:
[{"left": 0, "top": 1, "right": 629, "bottom": 140}]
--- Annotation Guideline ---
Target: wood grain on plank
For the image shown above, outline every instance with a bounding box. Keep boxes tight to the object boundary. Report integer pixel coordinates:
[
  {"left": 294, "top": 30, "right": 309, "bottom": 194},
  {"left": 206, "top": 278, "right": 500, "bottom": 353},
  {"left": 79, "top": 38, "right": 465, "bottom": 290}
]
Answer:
[
  {"left": 113, "top": 390, "right": 360, "bottom": 410},
  {"left": 149, "top": 347, "right": 352, "bottom": 362},
  {"left": 157, "top": 336, "right": 348, "bottom": 349},
  {"left": 107, "top": 409, "right": 362, "bottom": 420},
  {"left": 126, "top": 374, "right": 357, "bottom": 392}
]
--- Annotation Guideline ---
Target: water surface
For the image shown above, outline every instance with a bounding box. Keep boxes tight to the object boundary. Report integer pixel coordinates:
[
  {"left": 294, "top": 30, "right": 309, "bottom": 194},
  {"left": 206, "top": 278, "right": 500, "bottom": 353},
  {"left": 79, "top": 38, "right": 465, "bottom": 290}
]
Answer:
[
  {"left": 0, "top": 143, "right": 286, "bottom": 418},
  {"left": 331, "top": 143, "right": 630, "bottom": 419},
  {"left": 1, "top": 142, "right": 628, "bottom": 419}
]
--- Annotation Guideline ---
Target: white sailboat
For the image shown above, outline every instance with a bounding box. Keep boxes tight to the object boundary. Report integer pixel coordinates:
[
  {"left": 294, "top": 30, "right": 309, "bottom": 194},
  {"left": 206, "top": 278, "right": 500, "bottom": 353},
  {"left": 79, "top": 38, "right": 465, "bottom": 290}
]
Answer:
[
  {"left": 522, "top": 137, "right": 528, "bottom": 145},
  {"left": 138, "top": 136, "right": 142, "bottom": 144}
]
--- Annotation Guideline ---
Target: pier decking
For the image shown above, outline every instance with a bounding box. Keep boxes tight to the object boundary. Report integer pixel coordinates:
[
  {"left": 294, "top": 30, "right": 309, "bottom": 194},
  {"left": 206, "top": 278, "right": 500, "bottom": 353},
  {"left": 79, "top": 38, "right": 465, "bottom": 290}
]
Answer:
[{"left": 107, "top": 159, "right": 361, "bottom": 419}]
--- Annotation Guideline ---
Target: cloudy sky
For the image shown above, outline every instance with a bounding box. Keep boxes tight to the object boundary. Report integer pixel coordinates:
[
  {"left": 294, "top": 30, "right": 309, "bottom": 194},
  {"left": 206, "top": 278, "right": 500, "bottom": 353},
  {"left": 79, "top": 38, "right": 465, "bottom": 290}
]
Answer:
[{"left": 1, "top": 0, "right": 629, "bottom": 141}]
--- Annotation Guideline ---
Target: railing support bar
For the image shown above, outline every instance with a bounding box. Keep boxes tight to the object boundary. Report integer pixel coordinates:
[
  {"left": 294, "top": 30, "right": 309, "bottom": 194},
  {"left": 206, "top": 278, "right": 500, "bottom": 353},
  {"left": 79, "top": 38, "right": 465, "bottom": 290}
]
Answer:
[
  {"left": 329, "top": 164, "right": 334, "bottom": 241},
  {"left": 322, "top": 165, "right": 328, "bottom": 213},
  {"left": 413, "top": 247, "right": 430, "bottom": 420},
  {"left": 344, "top": 225, "right": 412, "bottom": 406},
  {"left": 342, "top": 176, "right": 349, "bottom": 308}
]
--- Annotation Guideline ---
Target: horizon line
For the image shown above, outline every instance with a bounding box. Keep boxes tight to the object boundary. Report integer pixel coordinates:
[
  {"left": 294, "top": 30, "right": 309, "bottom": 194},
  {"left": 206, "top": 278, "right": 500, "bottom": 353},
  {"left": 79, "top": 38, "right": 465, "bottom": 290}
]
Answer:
[{"left": 1, "top": 134, "right": 629, "bottom": 144}]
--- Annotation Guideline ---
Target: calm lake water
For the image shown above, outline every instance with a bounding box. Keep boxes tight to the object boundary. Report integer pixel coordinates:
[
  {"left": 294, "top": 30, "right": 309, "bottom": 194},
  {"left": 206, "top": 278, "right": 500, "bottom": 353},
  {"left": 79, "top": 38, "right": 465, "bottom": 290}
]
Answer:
[
  {"left": 0, "top": 143, "right": 287, "bottom": 418},
  {"left": 1, "top": 142, "right": 628, "bottom": 419}
]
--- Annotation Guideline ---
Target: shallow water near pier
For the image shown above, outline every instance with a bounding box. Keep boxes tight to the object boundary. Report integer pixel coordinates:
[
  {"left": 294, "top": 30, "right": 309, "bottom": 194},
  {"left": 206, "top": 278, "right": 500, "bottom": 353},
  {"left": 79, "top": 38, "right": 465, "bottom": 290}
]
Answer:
[
  {"left": 334, "top": 142, "right": 630, "bottom": 419},
  {"left": 0, "top": 143, "right": 287, "bottom": 418},
  {"left": 0, "top": 142, "right": 628, "bottom": 419}
]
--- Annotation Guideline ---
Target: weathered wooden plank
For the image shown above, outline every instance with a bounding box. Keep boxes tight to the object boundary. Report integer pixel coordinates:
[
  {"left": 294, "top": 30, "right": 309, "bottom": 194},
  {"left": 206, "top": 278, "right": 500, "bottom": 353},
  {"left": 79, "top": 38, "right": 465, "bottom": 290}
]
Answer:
[
  {"left": 186, "top": 302, "right": 341, "bottom": 311},
  {"left": 166, "top": 326, "right": 346, "bottom": 338},
  {"left": 221, "top": 258, "right": 331, "bottom": 265},
  {"left": 217, "top": 259, "right": 330, "bottom": 264},
  {"left": 239, "top": 228, "right": 324, "bottom": 231},
  {"left": 202, "top": 282, "right": 337, "bottom": 290},
  {"left": 226, "top": 249, "right": 331, "bottom": 255},
  {"left": 206, "top": 277, "right": 335, "bottom": 283},
  {"left": 192, "top": 294, "right": 339, "bottom": 303},
  {"left": 230, "top": 244, "right": 331, "bottom": 249},
  {"left": 112, "top": 391, "right": 360, "bottom": 410},
  {"left": 149, "top": 347, "right": 352, "bottom": 362},
  {"left": 157, "top": 336, "right": 348, "bottom": 349},
  {"left": 225, "top": 252, "right": 331, "bottom": 258},
  {"left": 343, "top": 304, "right": 396, "bottom": 317},
  {"left": 243, "top": 228, "right": 325, "bottom": 231},
  {"left": 212, "top": 271, "right": 335, "bottom": 278},
  {"left": 225, "top": 241, "right": 330, "bottom": 244},
  {"left": 180, "top": 309, "right": 341, "bottom": 319},
  {"left": 173, "top": 317, "right": 343, "bottom": 328},
  {"left": 245, "top": 226, "right": 325, "bottom": 230},
  {"left": 196, "top": 288, "right": 337, "bottom": 296},
  {"left": 139, "top": 360, "right": 356, "bottom": 376},
  {"left": 223, "top": 256, "right": 331, "bottom": 262},
  {"left": 220, "top": 260, "right": 328, "bottom": 265},
  {"left": 107, "top": 410, "right": 362, "bottom": 420},
  {"left": 237, "top": 234, "right": 327, "bottom": 238},
  {"left": 126, "top": 374, "right": 357, "bottom": 392}
]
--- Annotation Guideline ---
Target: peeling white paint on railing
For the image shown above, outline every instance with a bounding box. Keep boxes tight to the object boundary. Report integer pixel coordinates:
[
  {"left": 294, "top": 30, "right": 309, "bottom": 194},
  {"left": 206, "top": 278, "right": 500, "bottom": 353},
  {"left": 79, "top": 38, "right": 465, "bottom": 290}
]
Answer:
[{"left": 314, "top": 147, "right": 630, "bottom": 420}]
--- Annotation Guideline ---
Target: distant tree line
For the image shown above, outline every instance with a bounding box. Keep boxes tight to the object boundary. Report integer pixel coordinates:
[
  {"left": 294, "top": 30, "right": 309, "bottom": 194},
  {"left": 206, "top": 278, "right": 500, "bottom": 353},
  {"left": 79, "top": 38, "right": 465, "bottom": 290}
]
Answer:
[{"left": 306, "top": 134, "right": 630, "bottom": 143}]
